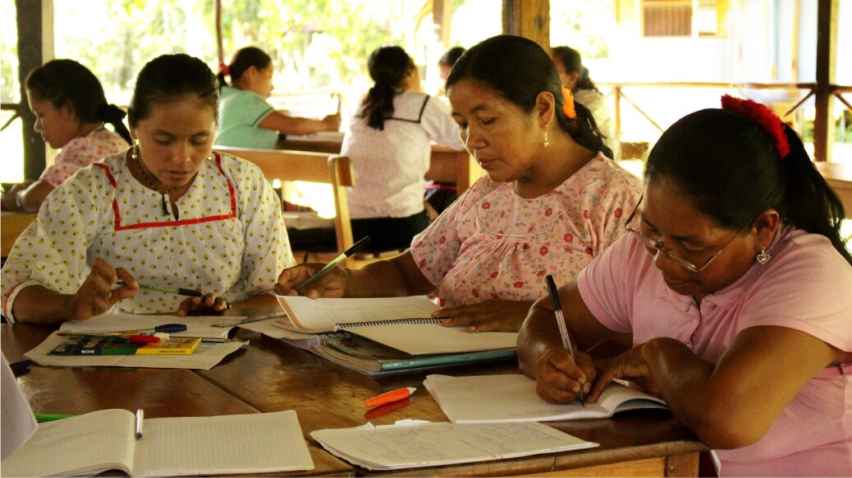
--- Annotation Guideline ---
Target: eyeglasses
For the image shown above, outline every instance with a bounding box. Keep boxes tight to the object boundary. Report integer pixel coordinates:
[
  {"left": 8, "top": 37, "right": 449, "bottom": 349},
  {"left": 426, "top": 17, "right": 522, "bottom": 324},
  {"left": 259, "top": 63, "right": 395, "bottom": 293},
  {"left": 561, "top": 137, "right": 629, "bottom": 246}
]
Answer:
[{"left": 623, "top": 196, "right": 741, "bottom": 273}]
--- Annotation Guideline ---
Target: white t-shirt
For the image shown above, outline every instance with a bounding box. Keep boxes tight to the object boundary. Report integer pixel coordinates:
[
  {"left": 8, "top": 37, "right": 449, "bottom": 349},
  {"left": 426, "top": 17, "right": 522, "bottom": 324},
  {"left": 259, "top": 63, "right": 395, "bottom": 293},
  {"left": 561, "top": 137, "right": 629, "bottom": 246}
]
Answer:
[{"left": 342, "top": 91, "right": 464, "bottom": 219}]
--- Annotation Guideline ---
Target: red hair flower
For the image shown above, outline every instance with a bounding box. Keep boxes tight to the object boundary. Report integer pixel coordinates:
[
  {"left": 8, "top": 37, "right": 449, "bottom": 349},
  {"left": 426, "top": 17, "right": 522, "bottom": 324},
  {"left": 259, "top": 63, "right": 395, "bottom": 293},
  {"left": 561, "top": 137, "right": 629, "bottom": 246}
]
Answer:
[
  {"left": 219, "top": 62, "right": 230, "bottom": 76},
  {"left": 720, "top": 94, "right": 790, "bottom": 159}
]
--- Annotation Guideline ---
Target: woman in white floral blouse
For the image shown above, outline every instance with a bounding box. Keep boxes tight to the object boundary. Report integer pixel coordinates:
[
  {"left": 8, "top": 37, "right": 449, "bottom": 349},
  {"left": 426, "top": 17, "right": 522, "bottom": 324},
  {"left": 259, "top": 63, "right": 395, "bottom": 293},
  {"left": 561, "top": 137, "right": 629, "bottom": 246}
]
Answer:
[{"left": 2, "top": 54, "right": 294, "bottom": 324}]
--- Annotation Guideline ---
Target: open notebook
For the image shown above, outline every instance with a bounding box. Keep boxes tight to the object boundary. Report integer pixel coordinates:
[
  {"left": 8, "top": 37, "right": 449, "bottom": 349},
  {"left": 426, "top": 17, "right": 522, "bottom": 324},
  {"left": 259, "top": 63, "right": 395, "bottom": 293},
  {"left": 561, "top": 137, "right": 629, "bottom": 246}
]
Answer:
[
  {"left": 0, "top": 409, "right": 314, "bottom": 477},
  {"left": 311, "top": 421, "right": 598, "bottom": 471},
  {"left": 276, "top": 295, "right": 517, "bottom": 355},
  {"left": 425, "top": 374, "right": 667, "bottom": 423}
]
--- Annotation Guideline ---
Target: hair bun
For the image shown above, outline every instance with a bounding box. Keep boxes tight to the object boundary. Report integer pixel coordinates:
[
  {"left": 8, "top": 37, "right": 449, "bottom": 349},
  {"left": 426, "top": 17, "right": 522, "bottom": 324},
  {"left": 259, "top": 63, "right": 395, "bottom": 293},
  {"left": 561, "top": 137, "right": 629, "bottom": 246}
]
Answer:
[{"left": 98, "top": 104, "right": 127, "bottom": 123}]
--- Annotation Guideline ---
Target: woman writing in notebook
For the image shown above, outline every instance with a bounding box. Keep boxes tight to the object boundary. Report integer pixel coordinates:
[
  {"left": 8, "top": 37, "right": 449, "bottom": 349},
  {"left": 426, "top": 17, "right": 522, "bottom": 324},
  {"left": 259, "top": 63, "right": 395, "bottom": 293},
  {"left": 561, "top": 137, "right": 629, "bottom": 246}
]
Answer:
[
  {"left": 1, "top": 54, "right": 293, "bottom": 324},
  {"left": 343, "top": 45, "right": 464, "bottom": 251},
  {"left": 277, "top": 35, "right": 641, "bottom": 332},
  {"left": 518, "top": 98, "right": 852, "bottom": 476},
  {"left": 2, "top": 59, "right": 131, "bottom": 212},
  {"left": 214, "top": 46, "right": 340, "bottom": 149}
]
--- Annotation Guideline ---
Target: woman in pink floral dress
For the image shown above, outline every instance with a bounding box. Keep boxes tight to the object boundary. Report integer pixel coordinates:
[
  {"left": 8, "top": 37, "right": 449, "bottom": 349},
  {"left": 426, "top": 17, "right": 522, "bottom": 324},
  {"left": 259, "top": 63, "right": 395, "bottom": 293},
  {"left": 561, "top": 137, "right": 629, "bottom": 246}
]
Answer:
[
  {"left": 277, "top": 35, "right": 641, "bottom": 332},
  {"left": 2, "top": 60, "right": 130, "bottom": 212}
]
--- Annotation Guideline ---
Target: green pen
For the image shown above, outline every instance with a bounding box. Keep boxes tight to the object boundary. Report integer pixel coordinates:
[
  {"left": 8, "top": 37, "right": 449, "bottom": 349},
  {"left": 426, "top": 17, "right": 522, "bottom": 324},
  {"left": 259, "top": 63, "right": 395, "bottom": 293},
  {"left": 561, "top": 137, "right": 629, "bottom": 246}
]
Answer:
[{"left": 34, "top": 412, "right": 73, "bottom": 423}]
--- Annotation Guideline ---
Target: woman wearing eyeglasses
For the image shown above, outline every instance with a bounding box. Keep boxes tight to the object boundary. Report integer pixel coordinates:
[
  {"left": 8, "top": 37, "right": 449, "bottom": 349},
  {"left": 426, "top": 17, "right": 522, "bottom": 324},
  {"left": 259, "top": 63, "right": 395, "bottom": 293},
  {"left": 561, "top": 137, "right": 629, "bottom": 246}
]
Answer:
[{"left": 518, "top": 96, "right": 852, "bottom": 476}]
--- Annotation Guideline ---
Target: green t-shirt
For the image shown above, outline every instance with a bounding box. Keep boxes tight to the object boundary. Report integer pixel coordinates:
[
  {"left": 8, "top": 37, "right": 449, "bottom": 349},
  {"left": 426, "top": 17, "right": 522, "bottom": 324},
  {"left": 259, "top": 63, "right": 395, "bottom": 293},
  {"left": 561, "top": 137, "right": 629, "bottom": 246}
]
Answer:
[{"left": 215, "top": 86, "right": 279, "bottom": 149}]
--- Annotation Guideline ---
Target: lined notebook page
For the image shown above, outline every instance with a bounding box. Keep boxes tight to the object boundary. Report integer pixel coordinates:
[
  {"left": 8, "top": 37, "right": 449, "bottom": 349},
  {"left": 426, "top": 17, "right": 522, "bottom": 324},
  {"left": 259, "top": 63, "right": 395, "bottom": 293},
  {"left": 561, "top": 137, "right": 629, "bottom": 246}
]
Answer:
[
  {"left": 1, "top": 409, "right": 135, "bottom": 477},
  {"left": 351, "top": 324, "right": 517, "bottom": 355},
  {"left": 311, "top": 422, "right": 598, "bottom": 470},
  {"left": 425, "top": 374, "right": 665, "bottom": 423},
  {"left": 276, "top": 295, "right": 438, "bottom": 332},
  {"left": 133, "top": 410, "right": 314, "bottom": 476}
]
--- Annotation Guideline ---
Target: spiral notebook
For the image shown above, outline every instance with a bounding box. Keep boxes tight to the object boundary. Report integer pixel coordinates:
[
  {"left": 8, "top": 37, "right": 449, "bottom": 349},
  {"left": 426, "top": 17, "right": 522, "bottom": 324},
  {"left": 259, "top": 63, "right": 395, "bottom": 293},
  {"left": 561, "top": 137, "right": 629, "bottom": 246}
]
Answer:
[{"left": 275, "top": 296, "right": 517, "bottom": 355}]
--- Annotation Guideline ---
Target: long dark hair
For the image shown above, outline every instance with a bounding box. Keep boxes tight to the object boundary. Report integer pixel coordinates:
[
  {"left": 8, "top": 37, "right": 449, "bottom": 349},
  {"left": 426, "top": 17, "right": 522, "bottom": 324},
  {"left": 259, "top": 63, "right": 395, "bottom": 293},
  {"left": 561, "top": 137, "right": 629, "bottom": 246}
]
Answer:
[
  {"left": 128, "top": 54, "right": 218, "bottom": 128},
  {"left": 218, "top": 46, "right": 272, "bottom": 90},
  {"left": 551, "top": 46, "right": 598, "bottom": 92},
  {"left": 646, "top": 107, "right": 851, "bottom": 265},
  {"left": 26, "top": 59, "right": 131, "bottom": 144},
  {"left": 359, "top": 46, "right": 415, "bottom": 131},
  {"left": 447, "top": 35, "right": 611, "bottom": 158}
]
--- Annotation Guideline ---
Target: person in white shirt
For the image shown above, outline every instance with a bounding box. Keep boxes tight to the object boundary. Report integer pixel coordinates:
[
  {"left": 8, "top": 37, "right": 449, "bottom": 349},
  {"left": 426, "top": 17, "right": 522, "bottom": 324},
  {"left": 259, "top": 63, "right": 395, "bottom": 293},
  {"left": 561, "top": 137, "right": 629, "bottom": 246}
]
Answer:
[{"left": 342, "top": 46, "right": 464, "bottom": 251}]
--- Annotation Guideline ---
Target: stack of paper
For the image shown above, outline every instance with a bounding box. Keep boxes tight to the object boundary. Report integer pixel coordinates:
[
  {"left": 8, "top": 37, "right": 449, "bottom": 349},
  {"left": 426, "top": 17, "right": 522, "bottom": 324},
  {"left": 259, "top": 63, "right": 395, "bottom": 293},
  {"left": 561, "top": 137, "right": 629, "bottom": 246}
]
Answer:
[{"left": 311, "top": 421, "right": 598, "bottom": 470}]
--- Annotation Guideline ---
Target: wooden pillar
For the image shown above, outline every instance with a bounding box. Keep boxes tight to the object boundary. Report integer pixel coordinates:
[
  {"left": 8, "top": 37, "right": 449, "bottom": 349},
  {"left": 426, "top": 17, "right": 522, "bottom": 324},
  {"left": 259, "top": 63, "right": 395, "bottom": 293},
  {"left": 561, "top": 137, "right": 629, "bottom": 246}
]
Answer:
[
  {"left": 16, "top": 0, "right": 53, "bottom": 180},
  {"left": 432, "top": 0, "right": 452, "bottom": 48},
  {"left": 813, "top": 0, "right": 837, "bottom": 162},
  {"left": 502, "top": 0, "right": 550, "bottom": 49}
]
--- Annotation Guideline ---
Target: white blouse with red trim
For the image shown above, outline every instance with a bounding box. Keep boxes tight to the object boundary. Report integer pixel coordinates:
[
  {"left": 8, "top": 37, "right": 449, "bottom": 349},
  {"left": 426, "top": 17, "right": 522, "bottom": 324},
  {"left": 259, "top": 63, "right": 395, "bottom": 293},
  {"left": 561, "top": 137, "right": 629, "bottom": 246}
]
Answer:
[{"left": 1, "top": 152, "right": 294, "bottom": 321}]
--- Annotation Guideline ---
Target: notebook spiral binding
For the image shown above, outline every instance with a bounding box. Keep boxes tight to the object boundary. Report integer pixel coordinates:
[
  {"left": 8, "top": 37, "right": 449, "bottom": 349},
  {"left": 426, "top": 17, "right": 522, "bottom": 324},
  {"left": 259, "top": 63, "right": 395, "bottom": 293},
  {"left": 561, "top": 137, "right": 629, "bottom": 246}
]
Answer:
[{"left": 335, "top": 317, "right": 441, "bottom": 330}]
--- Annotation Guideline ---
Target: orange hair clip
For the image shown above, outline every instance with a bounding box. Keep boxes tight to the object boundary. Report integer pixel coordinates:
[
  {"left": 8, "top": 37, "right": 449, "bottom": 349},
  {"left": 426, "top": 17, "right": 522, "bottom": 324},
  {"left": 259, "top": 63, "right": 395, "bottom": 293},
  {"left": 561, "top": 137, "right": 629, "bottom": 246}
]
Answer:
[{"left": 562, "top": 87, "right": 576, "bottom": 119}]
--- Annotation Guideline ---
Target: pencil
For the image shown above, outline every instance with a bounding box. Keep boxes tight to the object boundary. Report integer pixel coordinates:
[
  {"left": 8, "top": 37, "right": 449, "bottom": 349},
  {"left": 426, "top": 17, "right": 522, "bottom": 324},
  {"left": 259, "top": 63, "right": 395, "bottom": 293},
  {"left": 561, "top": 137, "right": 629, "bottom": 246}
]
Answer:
[
  {"left": 294, "top": 236, "right": 371, "bottom": 292},
  {"left": 34, "top": 412, "right": 72, "bottom": 423},
  {"left": 116, "top": 281, "right": 203, "bottom": 297},
  {"left": 545, "top": 275, "right": 585, "bottom": 404}
]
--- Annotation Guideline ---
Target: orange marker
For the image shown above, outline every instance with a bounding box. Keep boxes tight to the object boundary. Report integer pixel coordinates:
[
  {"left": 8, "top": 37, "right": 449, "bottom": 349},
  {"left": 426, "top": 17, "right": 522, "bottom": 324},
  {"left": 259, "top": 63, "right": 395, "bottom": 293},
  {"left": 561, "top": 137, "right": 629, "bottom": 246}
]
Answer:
[{"left": 364, "top": 387, "right": 416, "bottom": 410}]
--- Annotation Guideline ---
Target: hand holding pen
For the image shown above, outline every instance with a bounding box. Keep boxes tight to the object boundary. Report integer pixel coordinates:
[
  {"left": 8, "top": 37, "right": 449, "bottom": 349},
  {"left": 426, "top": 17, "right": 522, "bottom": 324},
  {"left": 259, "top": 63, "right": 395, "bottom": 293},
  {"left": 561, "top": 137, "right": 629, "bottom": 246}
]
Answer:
[
  {"left": 69, "top": 257, "right": 139, "bottom": 321},
  {"left": 275, "top": 237, "right": 370, "bottom": 298},
  {"left": 543, "top": 275, "right": 595, "bottom": 404}
]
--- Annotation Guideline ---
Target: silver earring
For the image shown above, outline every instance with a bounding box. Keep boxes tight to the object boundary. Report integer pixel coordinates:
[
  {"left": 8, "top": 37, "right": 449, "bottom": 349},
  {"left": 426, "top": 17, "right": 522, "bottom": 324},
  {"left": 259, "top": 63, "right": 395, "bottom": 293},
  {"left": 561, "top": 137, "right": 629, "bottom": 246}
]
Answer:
[
  {"left": 543, "top": 131, "right": 550, "bottom": 148},
  {"left": 756, "top": 248, "right": 771, "bottom": 264},
  {"left": 131, "top": 142, "right": 140, "bottom": 161}
]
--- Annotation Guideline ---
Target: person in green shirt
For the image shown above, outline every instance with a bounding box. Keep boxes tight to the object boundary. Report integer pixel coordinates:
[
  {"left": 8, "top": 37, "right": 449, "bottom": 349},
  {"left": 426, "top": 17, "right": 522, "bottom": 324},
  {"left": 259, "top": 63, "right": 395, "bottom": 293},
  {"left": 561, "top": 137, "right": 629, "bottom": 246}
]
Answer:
[{"left": 215, "top": 46, "right": 340, "bottom": 149}]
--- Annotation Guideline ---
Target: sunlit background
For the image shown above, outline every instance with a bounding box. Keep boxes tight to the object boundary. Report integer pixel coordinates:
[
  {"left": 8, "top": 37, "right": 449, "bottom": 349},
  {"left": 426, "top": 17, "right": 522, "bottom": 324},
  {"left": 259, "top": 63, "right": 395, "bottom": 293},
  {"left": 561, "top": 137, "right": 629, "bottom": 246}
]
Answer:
[{"left": 1, "top": 0, "right": 850, "bottom": 241}]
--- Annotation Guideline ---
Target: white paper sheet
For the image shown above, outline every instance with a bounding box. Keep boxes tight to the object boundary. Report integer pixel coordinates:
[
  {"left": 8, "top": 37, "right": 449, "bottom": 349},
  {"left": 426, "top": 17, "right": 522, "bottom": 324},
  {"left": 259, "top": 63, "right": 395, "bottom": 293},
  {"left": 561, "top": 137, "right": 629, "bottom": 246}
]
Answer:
[
  {"left": 311, "top": 421, "right": 598, "bottom": 470},
  {"left": 1, "top": 354, "right": 37, "bottom": 460}
]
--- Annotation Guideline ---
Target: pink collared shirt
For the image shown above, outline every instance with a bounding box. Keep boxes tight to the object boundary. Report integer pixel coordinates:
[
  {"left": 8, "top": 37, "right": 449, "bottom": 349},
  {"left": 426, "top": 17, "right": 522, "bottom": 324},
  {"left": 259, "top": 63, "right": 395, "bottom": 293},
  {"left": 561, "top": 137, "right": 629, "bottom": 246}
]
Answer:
[{"left": 578, "top": 228, "right": 852, "bottom": 476}]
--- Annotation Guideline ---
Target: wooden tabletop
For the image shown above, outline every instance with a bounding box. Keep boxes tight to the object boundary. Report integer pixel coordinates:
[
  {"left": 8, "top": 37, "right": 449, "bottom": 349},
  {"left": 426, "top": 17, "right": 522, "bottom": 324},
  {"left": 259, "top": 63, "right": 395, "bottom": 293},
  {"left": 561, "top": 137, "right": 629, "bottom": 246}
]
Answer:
[
  {"left": 3, "top": 310, "right": 704, "bottom": 477},
  {"left": 1, "top": 323, "right": 352, "bottom": 477}
]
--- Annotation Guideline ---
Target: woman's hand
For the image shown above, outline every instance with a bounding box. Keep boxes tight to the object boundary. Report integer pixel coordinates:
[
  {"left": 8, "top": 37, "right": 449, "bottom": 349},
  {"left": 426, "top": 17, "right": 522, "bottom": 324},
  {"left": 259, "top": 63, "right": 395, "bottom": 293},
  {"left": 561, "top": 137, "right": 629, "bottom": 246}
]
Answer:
[
  {"left": 435, "top": 300, "right": 533, "bottom": 332},
  {"left": 587, "top": 342, "right": 661, "bottom": 401},
  {"left": 68, "top": 257, "right": 139, "bottom": 321},
  {"left": 535, "top": 347, "right": 597, "bottom": 403},
  {"left": 178, "top": 293, "right": 229, "bottom": 316},
  {"left": 275, "top": 263, "right": 347, "bottom": 298}
]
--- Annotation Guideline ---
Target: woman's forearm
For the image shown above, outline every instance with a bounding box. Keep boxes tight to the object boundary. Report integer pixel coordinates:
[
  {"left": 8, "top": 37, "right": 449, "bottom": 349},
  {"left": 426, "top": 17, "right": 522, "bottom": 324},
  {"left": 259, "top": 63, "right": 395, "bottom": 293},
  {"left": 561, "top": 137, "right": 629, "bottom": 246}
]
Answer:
[
  {"left": 642, "top": 338, "right": 744, "bottom": 447},
  {"left": 11, "top": 285, "right": 74, "bottom": 324}
]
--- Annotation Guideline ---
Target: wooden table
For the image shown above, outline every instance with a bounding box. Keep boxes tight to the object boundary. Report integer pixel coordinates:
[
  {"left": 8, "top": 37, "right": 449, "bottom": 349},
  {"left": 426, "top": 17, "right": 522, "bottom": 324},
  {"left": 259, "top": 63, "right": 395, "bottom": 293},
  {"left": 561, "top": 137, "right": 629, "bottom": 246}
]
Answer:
[
  {"left": 1, "top": 323, "right": 352, "bottom": 477},
  {"left": 1, "top": 211, "right": 37, "bottom": 257},
  {"left": 3, "top": 302, "right": 704, "bottom": 477},
  {"left": 815, "top": 161, "right": 852, "bottom": 218},
  {"left": 278, "top": 138, "right": 480, "bottom": 194}
]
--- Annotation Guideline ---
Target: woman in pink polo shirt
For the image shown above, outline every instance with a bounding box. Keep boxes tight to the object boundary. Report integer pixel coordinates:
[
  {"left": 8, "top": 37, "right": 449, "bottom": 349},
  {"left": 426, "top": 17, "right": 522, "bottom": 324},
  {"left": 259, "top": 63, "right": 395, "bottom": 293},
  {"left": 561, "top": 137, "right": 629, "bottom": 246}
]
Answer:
[{"left": 519, "top": 96, "right": 852, "bottom": 476}]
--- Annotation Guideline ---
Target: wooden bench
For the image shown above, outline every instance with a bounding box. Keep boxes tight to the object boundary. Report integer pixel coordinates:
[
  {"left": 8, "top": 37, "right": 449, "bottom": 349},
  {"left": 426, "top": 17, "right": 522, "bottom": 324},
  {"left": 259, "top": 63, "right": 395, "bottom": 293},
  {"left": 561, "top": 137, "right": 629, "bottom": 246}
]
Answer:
[
  {"left": 1, "top": 211, "right": 37, "bottom": 258},
  {"left": 214, "top": 147, "right": 354, "bottom": 252}
]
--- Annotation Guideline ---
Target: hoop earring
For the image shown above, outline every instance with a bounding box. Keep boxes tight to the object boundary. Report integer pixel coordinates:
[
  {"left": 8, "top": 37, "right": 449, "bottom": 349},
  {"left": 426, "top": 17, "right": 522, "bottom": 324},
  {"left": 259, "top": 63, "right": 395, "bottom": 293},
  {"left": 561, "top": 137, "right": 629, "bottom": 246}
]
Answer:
[
  {"left": 543, "top": 131, "right": 550, "bottom": 148},
  {"left": 756, "top": 248, "right": 771, "bottom": 265}
]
